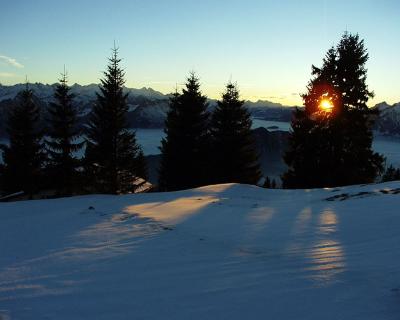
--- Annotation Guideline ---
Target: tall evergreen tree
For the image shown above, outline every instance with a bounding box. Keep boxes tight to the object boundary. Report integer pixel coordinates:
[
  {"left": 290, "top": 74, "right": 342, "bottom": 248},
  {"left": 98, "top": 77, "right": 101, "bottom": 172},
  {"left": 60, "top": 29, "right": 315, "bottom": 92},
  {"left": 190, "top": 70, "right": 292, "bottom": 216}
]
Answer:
[
  {"left": 381, "top": 165, "right": 400, "bottom": 182},
  {"left": 84, "top": 46, "right": 146, "bottom": 194},
  {"left": 210, "top": 82, "right": 261, "bottom": 184},
  {"left": 263, "top": 176, "right": 271, "bottom": 188},
  {"left": 0, "top": 85, "right": 44, "bottom": 197},
  {"left": 45, "top": 70, "right": 83, "bottom": 195},
  {"left": 158, "top": 73, "right": 210, "bottom": 191},
  {"left": 282, "top": 32, "right": 384, "bottom": 188}
]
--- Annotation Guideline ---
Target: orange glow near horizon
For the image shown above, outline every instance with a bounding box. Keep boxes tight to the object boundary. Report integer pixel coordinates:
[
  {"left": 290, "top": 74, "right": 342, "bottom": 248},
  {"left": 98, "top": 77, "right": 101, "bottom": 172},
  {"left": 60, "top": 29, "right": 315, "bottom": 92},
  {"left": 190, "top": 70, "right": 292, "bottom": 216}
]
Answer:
[{"left": 319, "top": 99, "right": 334, "bottom": 112}]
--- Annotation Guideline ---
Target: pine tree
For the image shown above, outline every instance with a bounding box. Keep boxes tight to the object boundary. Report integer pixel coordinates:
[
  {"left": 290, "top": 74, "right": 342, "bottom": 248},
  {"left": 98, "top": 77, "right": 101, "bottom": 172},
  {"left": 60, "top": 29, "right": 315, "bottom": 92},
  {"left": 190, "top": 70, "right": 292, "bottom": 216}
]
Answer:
[
  {"left": 0, "top": 85, "right": 44, "bottom": 197},
  {"left": 303, "top": 47, "right": 342, "bottom": 116},
  {"left": 84, "top": 46, "right": 146, "bottom": 194},
  {"left": 282, "top": 32, "right": 384, "bottom": 188},
  {"left": 158, "top": 73, "right": 210, "bottom": 191},
  {"left": 45, "top": 70, "right": 83, "bottom": 195},
  {"left": 381, "top": 165, "right": 400, "bottom": 182},
  {"left": 334, "top": 33, "right": 384, "bottom": 184},
  {"left": 263, "top": 176, "right": 271, "bottom": 188},
  {"left": 210, "top": 82, "right": 260, "bottom": 184}
]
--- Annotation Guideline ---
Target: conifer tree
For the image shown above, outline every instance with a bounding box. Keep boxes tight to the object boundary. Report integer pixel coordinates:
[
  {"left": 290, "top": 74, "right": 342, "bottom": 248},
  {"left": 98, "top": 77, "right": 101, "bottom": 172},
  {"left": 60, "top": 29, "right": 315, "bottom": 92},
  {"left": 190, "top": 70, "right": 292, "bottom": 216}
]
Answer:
[
  {"left": 0, "top": 85, "right": 44, "bottom": 197},
  {"left": 282, "top": 32, "right": 384, "bottom": 188},
  {"left": 381, "top": 165, "right": 400, "bottom": 182},
  {"left": 263, "top": 176, "right": 271, "bottom": 188},
  {"left": 158, "top": 73, "right": 210, "bottom": 191},
  {"left": 84, "top": 46, "right": 146, "bottom": 194},
  {"left": 45, "top": 70, "right": 83, "bottom": 195},
  {"left": 210, "top": 82, "right": 260, "bottom": 184}
]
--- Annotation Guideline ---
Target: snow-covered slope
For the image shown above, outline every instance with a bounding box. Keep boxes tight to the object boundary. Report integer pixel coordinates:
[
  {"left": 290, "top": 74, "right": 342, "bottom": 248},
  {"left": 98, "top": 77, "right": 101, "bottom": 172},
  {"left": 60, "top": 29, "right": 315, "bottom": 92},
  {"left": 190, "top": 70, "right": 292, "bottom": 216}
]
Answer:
[{"left": 1, "top": 183, "right": 400, "bottom": 319}]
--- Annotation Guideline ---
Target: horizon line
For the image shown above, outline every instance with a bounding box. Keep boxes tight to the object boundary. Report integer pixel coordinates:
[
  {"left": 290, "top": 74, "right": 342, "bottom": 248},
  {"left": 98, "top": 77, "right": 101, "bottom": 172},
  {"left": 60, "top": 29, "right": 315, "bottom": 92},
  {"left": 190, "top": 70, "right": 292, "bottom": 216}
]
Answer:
[{"left": 1, "top": 81, "right": 395, "bottom": 107}]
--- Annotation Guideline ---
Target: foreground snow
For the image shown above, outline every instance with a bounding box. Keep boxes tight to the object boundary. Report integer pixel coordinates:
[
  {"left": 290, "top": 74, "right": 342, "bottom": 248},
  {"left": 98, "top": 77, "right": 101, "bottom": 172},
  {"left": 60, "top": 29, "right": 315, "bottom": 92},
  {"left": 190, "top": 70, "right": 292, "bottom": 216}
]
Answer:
[{"left": 0, "top": 183, "right": 400, "bottom": 319}]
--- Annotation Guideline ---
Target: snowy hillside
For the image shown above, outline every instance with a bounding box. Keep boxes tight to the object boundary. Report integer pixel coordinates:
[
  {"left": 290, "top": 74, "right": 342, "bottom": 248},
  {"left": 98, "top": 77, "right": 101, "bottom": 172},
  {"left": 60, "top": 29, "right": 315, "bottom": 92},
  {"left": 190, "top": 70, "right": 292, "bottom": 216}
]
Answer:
[{"left": 1, "top": 183, "right": 400, "bottom": 319}]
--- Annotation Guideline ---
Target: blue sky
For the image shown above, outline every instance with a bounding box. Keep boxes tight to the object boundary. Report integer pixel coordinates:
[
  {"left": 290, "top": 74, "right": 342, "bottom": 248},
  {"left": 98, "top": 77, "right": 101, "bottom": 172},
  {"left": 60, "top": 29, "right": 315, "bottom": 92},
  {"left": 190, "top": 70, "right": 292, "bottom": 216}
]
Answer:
[{"left": 1, "top": 0, "right": 399, "bottom": 105}]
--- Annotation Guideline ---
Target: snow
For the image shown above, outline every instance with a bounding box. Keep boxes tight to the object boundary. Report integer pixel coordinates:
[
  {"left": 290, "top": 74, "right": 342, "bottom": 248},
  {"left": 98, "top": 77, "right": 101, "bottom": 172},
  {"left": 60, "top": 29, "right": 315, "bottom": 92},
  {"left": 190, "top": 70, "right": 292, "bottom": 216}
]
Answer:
[{"left": 1, "top": 182, "right": 400, "bottom": 319}]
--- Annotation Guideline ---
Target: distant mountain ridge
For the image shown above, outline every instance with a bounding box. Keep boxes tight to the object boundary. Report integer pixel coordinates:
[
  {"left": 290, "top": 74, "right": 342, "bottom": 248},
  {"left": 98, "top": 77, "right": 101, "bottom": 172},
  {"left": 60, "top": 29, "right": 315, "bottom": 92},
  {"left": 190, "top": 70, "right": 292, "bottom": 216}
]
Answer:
[
  {"left": 0, "top": 83, "right": 170, "bottom": 137},
  {"left": 372, "top": 102, "right": 400, "bottom": 135},
  {"left": 0, "top": 83, "right": 399, "bottom": 136},
  {"left": 0, "top": 83, "right": 295, "bottom": 108},
  {"left": 0, "top": 83, "right": 297, "bottom": 136},
  {"left": 0, "top": 83, "right": 166, "bottom": 101}
]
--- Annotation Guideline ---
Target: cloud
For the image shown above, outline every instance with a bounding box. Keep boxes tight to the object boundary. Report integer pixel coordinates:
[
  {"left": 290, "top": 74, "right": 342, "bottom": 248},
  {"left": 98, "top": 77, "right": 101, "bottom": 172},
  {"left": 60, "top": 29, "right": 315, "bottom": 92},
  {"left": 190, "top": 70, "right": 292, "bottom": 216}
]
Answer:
[
  {"left": 0, "top": 55, "right": 24, "bottom": 68},
  {"left": 0, "top": 72, "right": 16, "bottom": 78}
]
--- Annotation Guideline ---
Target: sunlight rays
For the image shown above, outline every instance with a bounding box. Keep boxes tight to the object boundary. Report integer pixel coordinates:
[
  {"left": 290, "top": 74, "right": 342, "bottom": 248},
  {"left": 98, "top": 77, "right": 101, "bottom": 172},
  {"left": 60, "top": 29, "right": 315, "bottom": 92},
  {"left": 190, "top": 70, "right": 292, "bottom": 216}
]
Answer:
[
  {"left": 306, "top": 208, "right": 346, "bottom": 284},
  {"left": 123, "top": 196, "right": 219, "bottom": 224},
  {"left": 319, "top": 98, "right": 334, "bottom": 112}
]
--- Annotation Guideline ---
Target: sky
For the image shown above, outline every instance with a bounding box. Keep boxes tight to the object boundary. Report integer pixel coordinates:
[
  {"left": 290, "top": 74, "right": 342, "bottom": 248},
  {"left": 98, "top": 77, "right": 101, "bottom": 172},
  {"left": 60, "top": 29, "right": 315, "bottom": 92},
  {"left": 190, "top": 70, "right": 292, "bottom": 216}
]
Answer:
[{"left": 0, "top": 0, "right": 399, "bottom": 106}]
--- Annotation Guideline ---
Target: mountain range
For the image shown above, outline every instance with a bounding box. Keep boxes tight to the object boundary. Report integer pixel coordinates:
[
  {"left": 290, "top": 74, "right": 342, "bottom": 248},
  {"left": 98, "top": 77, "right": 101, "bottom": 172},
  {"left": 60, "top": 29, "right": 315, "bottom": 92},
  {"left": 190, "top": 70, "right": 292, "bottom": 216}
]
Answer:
[
  {"left": 1, "top": 83, "right": 399, "bottom": 184},
  {"left": 0, "top": 83, "right": 295, "bottom": 137},
  {"left": 372, "top": 101, "right": 400, "bottom": 135},
  {"left": 0, "top": 83, "right": 399, "bottom": 136}
]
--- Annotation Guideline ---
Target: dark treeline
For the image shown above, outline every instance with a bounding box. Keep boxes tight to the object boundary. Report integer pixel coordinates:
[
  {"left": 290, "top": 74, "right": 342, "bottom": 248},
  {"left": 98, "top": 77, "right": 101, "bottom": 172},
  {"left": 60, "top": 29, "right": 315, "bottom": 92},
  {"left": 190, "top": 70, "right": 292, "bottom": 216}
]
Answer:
[
  {"left": 0, "top": 48, "right": 260, "bottom": 198},
  {"left": 0, "top": 32, "right": 395, "bottom": 199},
  {"left": 158, "top": 74, "right": 260, "bottom": 191},
  {"left": 0, "top": 47, "right": 149, "bottom": 198}
]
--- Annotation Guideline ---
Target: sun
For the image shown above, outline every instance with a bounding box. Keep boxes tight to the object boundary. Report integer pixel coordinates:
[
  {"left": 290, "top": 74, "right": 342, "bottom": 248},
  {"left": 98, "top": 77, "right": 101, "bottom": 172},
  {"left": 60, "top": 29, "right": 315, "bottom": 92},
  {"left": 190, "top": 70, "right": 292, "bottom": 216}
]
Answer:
[{"left": 319, "top": 99, "right": 334, "bottom": 112}]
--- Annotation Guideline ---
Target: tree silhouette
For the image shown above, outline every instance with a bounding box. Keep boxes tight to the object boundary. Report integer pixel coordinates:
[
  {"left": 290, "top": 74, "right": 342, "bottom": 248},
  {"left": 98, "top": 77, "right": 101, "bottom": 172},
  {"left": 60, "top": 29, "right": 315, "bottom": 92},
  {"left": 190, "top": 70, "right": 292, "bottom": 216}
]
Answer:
[
  {"left": 0, "top": 85, "right": 45, "bottom": 197},
  {"left": 158, "top": 73, "right": 210, "bottom": 191},
  {"left": 263, "top": 176, "right": 271, "bottom": 188},
  {"left": 381, "top": 165, "right": 400, "bottom": 182},
  {"left": 210, "top": 82, "right": 260, "bottom": 184},
  {"left": 283, "top": 32, "right": 384, "bottom": 188},
  {"left": 45, "top": 69, "right": 83, "bottom": 195},
  {"left": 85, "top": 46, "right": 146, "bottom": 194}
]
